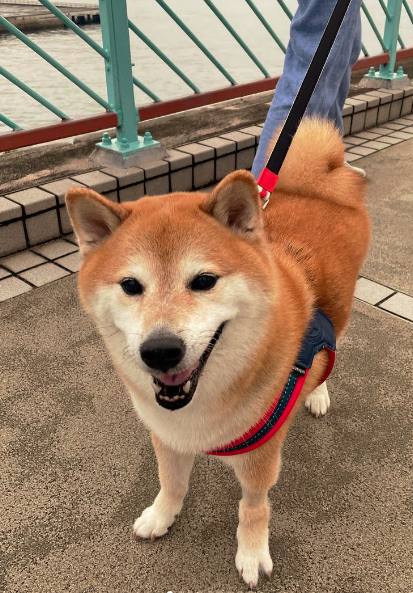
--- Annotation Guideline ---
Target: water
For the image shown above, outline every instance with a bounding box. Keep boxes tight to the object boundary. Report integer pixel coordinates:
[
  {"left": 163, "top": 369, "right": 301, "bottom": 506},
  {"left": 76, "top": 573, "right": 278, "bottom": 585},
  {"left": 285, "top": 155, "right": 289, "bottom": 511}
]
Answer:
[{"left": 0, "top": 0, "right": 412, "bottom": 132}]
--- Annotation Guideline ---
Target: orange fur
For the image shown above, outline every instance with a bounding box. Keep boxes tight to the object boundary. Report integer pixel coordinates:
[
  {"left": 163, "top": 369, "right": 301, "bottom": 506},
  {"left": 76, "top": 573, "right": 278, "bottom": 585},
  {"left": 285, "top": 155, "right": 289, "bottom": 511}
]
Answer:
[{"left": 66, "top": 117, "right": 370, "bottom": 588}]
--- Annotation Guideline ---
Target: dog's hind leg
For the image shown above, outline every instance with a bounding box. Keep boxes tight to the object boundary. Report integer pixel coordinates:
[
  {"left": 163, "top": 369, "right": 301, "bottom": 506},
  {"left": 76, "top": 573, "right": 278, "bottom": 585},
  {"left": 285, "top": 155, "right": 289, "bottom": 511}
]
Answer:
[
  {"left": 133, "top": 433, "right": 194, "bottom": 539},
  {"left": 229, "top": 446, "right": 281, "bottom": 589},
  {"left": 305, "top": 381, "right": 330, "bottom": 418}
]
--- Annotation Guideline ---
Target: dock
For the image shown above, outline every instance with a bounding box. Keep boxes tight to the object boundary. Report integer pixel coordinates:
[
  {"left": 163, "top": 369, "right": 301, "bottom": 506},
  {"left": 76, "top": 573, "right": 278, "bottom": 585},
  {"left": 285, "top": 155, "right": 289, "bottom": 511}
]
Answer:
[{"left": 0, "top": 0, "right": 99, "bottom": 33}]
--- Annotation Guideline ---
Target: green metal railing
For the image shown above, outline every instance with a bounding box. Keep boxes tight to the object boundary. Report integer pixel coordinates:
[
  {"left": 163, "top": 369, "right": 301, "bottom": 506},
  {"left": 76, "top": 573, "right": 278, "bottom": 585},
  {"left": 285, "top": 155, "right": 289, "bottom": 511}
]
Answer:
[
  {"left": 127, "top": 19, "right": 199, "bottom": 95},
  {"left": 362, "top": 0, "right": 412, "bottom": 85},
  {"left": 0, "top": 64, "right": 69, "bottom": 121},
  {"left": 0, "top": 13, "right": 110, "bottom": 110},
  {"left": 96, "top": 0, "right": 158, "bottom": 158},
  {"left": 1, "top": 0, "right": 412, "bottom": 156},
  {"left": 152, "top": 0, "right": 236, "bottom": 85}
]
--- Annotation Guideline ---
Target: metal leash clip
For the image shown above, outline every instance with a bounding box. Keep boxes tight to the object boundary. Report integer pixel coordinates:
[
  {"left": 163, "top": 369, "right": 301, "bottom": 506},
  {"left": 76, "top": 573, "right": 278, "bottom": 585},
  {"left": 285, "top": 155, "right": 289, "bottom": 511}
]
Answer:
[{"left": 258, "top": 186, "right": 271, "bottom": 209}]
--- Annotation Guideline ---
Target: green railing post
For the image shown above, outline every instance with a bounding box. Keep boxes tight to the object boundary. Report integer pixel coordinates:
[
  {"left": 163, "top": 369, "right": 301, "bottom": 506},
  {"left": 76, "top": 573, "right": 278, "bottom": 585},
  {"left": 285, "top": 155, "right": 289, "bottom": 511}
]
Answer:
[
  {"left": 95, "top": 0, "right": 162, "bottom": 165},
  {"left": 379, "top": 0, "right": 404, "bottom": 78},
  {"left": 363, "top": 0, "right": 409, "bottom": 88}
]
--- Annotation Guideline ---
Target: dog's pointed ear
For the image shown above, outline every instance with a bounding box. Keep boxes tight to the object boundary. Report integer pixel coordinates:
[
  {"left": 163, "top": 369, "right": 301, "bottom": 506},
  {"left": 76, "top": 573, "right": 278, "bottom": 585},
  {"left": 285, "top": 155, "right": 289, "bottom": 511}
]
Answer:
[
  {"left": 202, "top": 170, "right": 263, "bottom": 236},
  {"left": 65, "top": 188, "right": 130, "bottom": 256}
]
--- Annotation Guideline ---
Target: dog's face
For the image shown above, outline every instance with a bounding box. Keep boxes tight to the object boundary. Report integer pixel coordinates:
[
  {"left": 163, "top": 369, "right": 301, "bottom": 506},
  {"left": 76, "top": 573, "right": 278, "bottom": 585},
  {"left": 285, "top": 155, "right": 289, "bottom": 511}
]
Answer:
[{"left": 66, "top": 171, "right": 278, "bottom": 413}]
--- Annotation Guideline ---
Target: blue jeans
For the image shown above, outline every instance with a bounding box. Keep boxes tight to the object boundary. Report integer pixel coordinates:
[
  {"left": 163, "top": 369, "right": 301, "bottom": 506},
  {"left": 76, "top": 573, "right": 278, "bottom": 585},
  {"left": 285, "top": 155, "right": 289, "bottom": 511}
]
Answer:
[{"left": 252, "top": 0, "right": 362, "bottom": 177}]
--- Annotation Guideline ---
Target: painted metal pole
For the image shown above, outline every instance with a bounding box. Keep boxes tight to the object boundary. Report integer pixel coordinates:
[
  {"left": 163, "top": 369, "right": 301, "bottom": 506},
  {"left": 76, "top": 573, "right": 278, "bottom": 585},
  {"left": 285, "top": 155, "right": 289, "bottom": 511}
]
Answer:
[
  {"left": 363, "top": 0, "right": 408, "bottom": 85},
  {"left": 96, "top": 0, "right": 159, "bottom": 159},
  {"left": 377, "top": 0, "right": 405, "bottom": 47},
  {"left": 379, "top": 0, "right": 404, "bottom": 78},
  {"left": 99, "top": 0, "right": 137, "bottom": 148}
]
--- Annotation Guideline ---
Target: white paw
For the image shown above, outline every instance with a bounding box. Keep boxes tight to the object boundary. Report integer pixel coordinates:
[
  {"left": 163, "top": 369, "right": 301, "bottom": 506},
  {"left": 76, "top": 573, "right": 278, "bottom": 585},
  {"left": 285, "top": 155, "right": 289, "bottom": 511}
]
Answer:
[
  {"left": 235, "top": 545, "right": 273, "bottom": 589},
  {"left": 133, "top": 503, "right": 176, "bottom": 540},
  {"left": 305, "top": 381, "right": 330, "bottom": 418}
]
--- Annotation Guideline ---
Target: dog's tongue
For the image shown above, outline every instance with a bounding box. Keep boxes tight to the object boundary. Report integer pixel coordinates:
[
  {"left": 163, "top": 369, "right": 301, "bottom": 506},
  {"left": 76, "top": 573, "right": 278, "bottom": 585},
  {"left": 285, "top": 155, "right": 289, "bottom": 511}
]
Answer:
[{"left": 159, "top": 366, "right": 195, "bottom": 386}]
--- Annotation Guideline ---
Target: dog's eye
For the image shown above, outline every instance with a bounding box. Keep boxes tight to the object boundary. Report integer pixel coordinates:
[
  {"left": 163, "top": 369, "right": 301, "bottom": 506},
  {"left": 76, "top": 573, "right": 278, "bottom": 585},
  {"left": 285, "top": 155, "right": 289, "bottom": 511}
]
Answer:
[
  {"left": 190, "top": 274, "right": 218, "bottom": 291},
  {"left": 120, "top": 277, "right": 144, "bottom": 296}
]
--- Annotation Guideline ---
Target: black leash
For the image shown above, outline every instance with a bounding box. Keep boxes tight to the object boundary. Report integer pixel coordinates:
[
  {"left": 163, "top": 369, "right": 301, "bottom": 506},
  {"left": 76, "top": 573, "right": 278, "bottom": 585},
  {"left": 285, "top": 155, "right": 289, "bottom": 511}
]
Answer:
[{"left": 257, "top": 0, "right": 353, "bottom": 206}]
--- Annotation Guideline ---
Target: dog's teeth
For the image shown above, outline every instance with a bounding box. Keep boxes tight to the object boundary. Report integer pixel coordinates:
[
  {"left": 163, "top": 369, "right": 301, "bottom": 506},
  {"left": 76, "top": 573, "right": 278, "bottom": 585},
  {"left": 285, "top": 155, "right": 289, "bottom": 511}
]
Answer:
[
  {"left": 153, "top": 383, "right": 161, "bottom": 394},
  {"left": 183, "top": 381, "right": 191, "bottom": 394}
]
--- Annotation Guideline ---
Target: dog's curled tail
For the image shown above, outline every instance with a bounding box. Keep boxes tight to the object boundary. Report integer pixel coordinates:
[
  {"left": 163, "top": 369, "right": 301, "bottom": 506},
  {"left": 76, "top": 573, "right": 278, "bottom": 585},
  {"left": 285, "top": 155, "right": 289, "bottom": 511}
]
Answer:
[{"left": 271, "top": 117, "right": 366, "bottom": 207}]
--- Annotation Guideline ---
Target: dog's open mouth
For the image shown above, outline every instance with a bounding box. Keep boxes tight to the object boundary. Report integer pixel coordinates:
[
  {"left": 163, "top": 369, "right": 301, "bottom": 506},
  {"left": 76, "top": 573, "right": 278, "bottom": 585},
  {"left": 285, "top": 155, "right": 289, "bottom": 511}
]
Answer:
[{"left": 152, "top": 323, "right": 226, "bottom": 411}]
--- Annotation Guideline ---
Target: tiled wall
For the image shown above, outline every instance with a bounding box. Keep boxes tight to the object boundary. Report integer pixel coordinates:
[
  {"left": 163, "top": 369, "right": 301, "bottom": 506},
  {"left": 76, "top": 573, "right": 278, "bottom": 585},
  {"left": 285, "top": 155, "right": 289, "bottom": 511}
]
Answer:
[
  {"left": 1, "top": 86, "right": 413, "bottom": 259},
  {"left": 0, "top": 126, "right": 260, "bottom": 257}
]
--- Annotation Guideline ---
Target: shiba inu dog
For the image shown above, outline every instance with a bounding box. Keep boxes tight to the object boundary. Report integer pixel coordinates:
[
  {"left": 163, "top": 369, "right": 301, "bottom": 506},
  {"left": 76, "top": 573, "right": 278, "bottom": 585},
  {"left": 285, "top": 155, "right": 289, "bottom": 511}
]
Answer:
[{"left": 66, "top": 118, "right": 370, "bottom": 589}]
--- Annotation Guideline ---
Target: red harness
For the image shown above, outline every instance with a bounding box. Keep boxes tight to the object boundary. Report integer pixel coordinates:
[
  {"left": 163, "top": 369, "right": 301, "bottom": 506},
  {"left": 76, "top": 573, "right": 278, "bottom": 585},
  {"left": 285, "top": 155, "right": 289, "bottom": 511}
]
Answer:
[
  {"left": 207, "top": 309, "right": 336, "bottom": 456},
  {"left": 206, "top": 0, "right": 354, "bottom": 456}
]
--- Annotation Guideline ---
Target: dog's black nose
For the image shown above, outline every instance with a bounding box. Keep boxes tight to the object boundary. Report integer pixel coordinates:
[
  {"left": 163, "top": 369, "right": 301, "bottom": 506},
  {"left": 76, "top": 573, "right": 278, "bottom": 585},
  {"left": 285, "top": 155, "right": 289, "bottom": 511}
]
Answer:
[{"left": 140, "top": 334, "right": 186, "bottom": 372}]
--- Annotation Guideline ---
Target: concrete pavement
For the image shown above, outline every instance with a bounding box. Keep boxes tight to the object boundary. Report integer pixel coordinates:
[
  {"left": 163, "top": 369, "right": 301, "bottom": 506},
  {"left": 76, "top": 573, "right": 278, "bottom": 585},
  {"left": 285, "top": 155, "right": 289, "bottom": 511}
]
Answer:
[
  {"left": 1, "top": 142, "right": 412, "bottom": 593},
  {"left": 360, "top": 139, "right": 413, "bottom": 295}
]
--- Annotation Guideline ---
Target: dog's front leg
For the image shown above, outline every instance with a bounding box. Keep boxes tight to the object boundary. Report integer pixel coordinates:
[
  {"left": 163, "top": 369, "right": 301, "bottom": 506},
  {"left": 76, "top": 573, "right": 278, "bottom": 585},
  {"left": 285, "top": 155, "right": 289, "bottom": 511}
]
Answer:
[
  {"left": 230, "top": 447, "right": 281, "bottom": 589},
  {"left": 133, "top": 433, "right": 194, "bottom": 539}
]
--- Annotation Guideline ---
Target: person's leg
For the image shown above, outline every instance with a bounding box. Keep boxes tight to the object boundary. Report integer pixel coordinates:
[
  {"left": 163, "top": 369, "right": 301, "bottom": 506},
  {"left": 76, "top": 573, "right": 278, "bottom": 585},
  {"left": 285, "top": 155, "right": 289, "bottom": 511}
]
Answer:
[
  {"left": 327, "top": 4, "right": 362, "bottom": 130},
  {"left": 330, "top": 8, "right": 366, "bottom": 177},
  {"left": 252, "top": 0, "right": 362, "bottom": 177}
]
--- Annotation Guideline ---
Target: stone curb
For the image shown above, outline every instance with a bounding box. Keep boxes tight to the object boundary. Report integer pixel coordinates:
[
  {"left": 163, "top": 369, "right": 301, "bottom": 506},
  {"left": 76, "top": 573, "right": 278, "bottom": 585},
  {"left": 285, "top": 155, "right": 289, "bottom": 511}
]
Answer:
[{"left": 1, "top": 87, "right": 413, "bottom": 258}]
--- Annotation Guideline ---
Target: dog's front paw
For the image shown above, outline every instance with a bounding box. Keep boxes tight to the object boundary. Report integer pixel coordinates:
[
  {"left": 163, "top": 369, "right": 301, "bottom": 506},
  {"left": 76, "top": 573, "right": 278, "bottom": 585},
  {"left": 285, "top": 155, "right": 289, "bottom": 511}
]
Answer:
[
  {"left": 235, "top": 544, "right": 273, "bottom": 589},
  {"left": 133, "top": 503, "right": 176, "bottom": 540},
  {"left": 305, "top": 381, "right": 330, "bottom": 418}
]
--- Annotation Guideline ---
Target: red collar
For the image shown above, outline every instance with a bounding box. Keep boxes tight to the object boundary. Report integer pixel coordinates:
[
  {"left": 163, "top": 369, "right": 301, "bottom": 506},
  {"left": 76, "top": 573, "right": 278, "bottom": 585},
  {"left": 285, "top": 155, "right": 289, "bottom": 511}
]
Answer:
[{"left": 207, "top": 309, "right": 336, "bottom": 456}]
